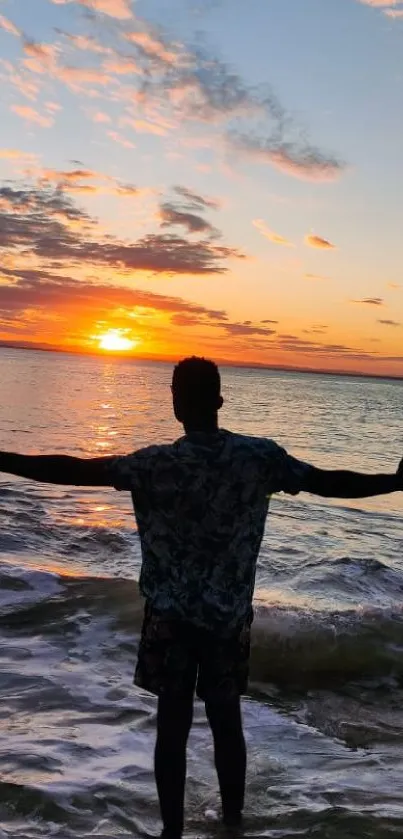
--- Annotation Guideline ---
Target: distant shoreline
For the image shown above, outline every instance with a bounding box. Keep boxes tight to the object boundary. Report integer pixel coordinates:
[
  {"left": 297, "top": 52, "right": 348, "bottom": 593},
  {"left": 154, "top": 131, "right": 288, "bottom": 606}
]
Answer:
[{"left": 1, "top": 341, "right": 402, "bottom": 383}]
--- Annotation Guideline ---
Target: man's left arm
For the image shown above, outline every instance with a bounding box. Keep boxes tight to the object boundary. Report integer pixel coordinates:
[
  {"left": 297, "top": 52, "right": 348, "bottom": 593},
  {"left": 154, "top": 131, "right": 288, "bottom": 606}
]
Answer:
[
  {"left": 0, "top": 451, "right": 122, "bottom": 487},
  {"left": 300, "top": 458, "right": 403, "bottom": 499}
]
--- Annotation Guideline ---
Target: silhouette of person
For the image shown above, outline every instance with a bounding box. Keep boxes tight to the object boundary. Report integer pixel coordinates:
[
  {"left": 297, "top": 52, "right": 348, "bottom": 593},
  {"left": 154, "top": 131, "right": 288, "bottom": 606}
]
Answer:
[{"left": 1, "top": 356, "right": 402, "bottom": 839}]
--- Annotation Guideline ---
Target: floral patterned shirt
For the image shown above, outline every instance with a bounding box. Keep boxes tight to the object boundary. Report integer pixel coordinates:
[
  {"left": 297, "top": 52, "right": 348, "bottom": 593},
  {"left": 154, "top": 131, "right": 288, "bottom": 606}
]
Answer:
[{"left": 110, "top": 430, "right": 311, "bottom": 633}]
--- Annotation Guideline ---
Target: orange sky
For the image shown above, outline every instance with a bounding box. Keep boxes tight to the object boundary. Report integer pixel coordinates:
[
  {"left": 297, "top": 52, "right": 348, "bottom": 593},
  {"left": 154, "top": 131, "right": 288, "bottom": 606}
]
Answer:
[{"left": 0, "top": 0, "right": 402, "bottom": 376}]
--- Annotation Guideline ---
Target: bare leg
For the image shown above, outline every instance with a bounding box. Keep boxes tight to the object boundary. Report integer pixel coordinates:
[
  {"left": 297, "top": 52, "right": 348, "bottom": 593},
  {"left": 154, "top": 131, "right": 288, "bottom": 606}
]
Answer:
[
  {"left": 205, "top": 697, "right": 246, "bottom": 825},
  {"left": 155, "top": 694, "right": 194, "bottom": 839}
]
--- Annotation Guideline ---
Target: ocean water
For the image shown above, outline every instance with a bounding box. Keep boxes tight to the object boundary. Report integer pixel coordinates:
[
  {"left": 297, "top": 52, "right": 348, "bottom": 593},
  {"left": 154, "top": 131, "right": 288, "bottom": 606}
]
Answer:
[{"left": 0, "top": 347, "right": 403, "bottom": 839}]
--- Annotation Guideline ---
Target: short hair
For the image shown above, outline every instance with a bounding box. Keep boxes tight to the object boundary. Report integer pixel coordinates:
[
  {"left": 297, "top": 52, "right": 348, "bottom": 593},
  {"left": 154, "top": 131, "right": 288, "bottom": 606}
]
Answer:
[{"left": 172, "top": 356, "right": 221, "bottom": 410}]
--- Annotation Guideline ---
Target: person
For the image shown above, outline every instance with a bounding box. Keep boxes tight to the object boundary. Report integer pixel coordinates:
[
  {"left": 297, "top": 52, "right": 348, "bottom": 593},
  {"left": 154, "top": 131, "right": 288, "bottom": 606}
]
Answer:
[{"left": 0, "top": 356, "right": 402, "bottom": 838}]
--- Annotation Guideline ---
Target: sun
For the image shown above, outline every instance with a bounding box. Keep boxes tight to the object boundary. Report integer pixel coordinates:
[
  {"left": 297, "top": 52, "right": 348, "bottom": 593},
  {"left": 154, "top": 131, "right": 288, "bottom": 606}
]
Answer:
[{"left": 98, "top": 329, "right": 137, "bottom": 352}]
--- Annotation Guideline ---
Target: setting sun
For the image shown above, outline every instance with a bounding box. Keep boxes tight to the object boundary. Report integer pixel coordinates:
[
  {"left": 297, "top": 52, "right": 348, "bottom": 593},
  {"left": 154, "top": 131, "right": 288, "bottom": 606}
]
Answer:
[{"left": 98, "top": 330, "right": 137, "bottom": 352}]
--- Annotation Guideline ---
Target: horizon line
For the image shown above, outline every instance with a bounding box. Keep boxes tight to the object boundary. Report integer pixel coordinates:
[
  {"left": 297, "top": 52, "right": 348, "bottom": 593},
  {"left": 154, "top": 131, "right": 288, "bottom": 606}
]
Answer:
[{"left": 0, "top": 340, "right": 402, "bottom": 383}]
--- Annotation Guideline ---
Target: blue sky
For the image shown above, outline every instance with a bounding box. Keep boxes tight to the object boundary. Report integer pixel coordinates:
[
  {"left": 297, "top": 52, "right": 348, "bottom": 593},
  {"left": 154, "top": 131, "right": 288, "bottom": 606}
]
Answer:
[{"left": 0, "top": 0, "right": 402, "bottom": 373}]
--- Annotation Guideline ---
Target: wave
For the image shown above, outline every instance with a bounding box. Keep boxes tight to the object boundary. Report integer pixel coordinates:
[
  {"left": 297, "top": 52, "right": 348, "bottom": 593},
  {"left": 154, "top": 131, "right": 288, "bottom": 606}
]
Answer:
[{"left": 2, "top": 560, "right": 403, "bottom": 690}]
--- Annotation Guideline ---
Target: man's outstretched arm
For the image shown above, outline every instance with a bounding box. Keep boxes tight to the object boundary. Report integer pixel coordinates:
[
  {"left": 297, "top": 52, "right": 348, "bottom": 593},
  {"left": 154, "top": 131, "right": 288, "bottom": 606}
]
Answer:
[
  {"left": 300, "top": 459, "right": 403, "bottom": 498},
  {"left": 0, "top": 451, "right": 118, "bottom": 487}
]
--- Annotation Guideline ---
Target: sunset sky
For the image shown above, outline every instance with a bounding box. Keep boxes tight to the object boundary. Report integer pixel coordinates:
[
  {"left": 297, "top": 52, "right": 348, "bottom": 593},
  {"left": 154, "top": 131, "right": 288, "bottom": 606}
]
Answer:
[{"left": 0, "top": 0, "right": 402, "bottom": 374}]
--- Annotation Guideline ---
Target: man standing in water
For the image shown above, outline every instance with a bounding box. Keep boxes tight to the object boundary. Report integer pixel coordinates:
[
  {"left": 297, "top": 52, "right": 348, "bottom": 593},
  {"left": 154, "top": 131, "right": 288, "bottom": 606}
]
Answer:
[{"left": 1, "top": 356, "right": 402, "bottom": 838}]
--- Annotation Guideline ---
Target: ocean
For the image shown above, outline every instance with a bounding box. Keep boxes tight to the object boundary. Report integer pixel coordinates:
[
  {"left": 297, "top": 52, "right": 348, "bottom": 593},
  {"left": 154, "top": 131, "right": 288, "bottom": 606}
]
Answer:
[{"left": 0, "top": 347, "right": 403, "bottom": 839}]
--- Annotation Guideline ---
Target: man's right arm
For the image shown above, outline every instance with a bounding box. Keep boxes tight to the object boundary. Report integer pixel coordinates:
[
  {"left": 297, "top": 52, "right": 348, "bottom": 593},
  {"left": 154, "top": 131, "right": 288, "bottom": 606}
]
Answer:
[
  {"left": 300, "top": 461, "right": 402, "bottom": 499},
  {"left": 0, "top": 451, "right": 120, "bottom": 487},
  {"left": 271, "top": 444, "right": 403, "bottom": 499}
]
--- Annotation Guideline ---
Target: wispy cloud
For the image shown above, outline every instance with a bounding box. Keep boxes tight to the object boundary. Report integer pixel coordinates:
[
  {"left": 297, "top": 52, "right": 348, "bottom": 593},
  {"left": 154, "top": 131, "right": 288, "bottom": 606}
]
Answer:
[
  {"left": 107, "top": 130, "right": 136, "bottom": 149},
  {"left": 11, "top": 105, "right": 54, "bottom": 128},
  {"left": 305, "top": 234, "right": 336, "bottom": 250},
  {"left": 170, "top": 313, "right": 277, "bottom": 338},
  {"left": 59, "top": 32, "right": 110, "bottom": 54},
  {"left": 0, "top": 148, "right": 37, "bottom": 161},
  {"left": 125, "top": 31, "right": 180, "bottom": 65},
  {"left": 2, "top": 3, "right": 345, "bottom": 186},
  {"left": 223, "top": 321, "right": 276, "bottom": 337},
  {"left": 358, "top": 0, "right": 401, "bottom": 6},
  {"left": 103, "top": 57, "right": 140, "bottom": 75},
  {"left": 174, "top": 186, "right": 220, "bottom": 211},
  {"left": 232, "top": 137, "right": 343, "bottom": 182},
  {"left": 159, "top": 203, "right": 219, "bottom": 237},
  {"left": 51, "top": 0, "right": 133, "bottom": 20},
  {"left": 351, "top": 297, "right": 384, "bottom": 305},
  {"left": 356, "top": 0, "right": 403, "bottom": 17},
  {"left": 23, "top": 40, "right": 58, "bottom": 63},
  {"left": 29, "top": 165, "right": 146, "bottom": 199},
  {"left": 121, "top": 116, "right": 169, "bottom": 136},
  {"left": 253, "top": 218, "right": 293, "bottom": 247},
  {"left": 0, "top": 15, "right": 20, "bottom": 36},
  {"left": 304, "top": 273, "right": 328, "bottom": 280},
  {"left": 90, "top": 110, "right": 111, "bottom": 123},
  {"left": 377, "top": 319, "right": 401, "bottom": 326}
]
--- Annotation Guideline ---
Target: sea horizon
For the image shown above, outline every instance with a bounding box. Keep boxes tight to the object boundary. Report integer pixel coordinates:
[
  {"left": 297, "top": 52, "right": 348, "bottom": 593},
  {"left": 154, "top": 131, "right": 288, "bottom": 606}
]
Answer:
[{"left": 1, "top": 342, "right": 402, "bottom": 384}]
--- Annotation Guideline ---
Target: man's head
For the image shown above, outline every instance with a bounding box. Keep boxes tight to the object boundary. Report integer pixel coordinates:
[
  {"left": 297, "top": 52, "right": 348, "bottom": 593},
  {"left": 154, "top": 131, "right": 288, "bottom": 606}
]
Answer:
[{"left": 172, "top": 356, "right": 223, "bottom": 431}]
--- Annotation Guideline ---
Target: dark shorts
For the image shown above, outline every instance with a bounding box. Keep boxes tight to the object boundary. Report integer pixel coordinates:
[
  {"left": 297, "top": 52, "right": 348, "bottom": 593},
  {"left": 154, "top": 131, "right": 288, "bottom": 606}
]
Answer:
[{"left": 134, "top": 603, "right": 252, "bottom": 702}]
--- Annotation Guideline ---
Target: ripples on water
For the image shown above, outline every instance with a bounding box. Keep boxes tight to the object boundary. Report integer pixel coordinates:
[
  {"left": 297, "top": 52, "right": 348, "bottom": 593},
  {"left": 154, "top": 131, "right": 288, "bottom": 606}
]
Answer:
[{"left": 0, "top": 348, "right": 403, "bottom": 838}]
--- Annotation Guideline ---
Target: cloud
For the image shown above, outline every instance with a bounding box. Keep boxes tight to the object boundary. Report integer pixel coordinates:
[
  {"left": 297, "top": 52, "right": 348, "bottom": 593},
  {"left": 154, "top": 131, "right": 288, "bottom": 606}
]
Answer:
[
  {"left": 125, "top": 31, "right": 180, "bottom": 66},
  {"left": 121, "top": 116, "right": 169, "bottom": 136},
  {"left": 174, "top": 186, "right": 220, "bottom": 211},
  {"left": 0, "top": 269, "right": 227, "bottom": 320},
  {"left": 377, "top": 319, "right": 401, "bottom": 326},
  {"left": 271, "top": 333, "right": 382, "bottom": 362},
  {"left": 387, "top": 282, "right": 401, "bottom": 289},
  {"left": 3, "top": 4, "right": 344, "bottom": 187},
  {"left": 305, "top": 234, "right": 336, "bottom": 249},
  {"left": 358, "top": 0, "right": 399, "bottom": 6},
  {"left": 36, "top": 167, "right": 98, "bottom": 184},
  {"left": 170, "top": 310, "right": 227, "bottom": 327},
  {"left": 103, "top": 57, "right": 140, "bottom": 75},
  {"left": 303, "top": 324, "right": 329, "bottom": 335},
  {"left": 23, "top": 41, "right": 58, "bottom": 63},
  {"left": 91, "top": 111, "right": 112, "bottom": 123},
  {"left": 351, "top": 297, "right": 384, "bottom": 305},
  {"left": 157, "top": 186, "right": 221, "bottom": 238},
  {"left": 32, "top": 166, "right": 143, "bottom": 197},
  {"left": 11, "top": 105, "right": 54, "bottom": 128},
  {"left": 356, "top": 0, "right": 403, "bottom": 17},
  {"left": 59, "top": 32, "right": 110, "bottom": 54},
  {"left": 0, "top": 148, "right": 37, "bottom": 161},
  {"left": 51, "top": 0, "right": 133, "bottom": 20},
  {"left": 115, "top": 29, "right": 344, "bottom": 183},
  {"left": 253, "top": 218, "right": 293, "bottom": 247},
  {"left": 107, "top": 130, "right": 136, "bottom": 148},
  {"left": 223, "top": 322, "right": 276, "bottom": 337},
  {"left": 304, "top": 273, "right": 328, "bottom": 280},
  {"left": 0, "top": 15, "right": 20, "bottom": 36},
  {"left": 230, "top": 136, "right": 343, "bottom": 182},
  {"left": 56, "top": 65, "right": 112, "bottom": 88},
  {"left": 159, "top": 203, "right": 219, "bottom": 237},
  {"left": 170, "top": 314, "right": 276, "bottom": 338},
  {"left": 0, "top": 182, "right": 242, "bottom": 275},
  {"left": 46, "top": 101, "right": 62, "bottom": 113}
]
